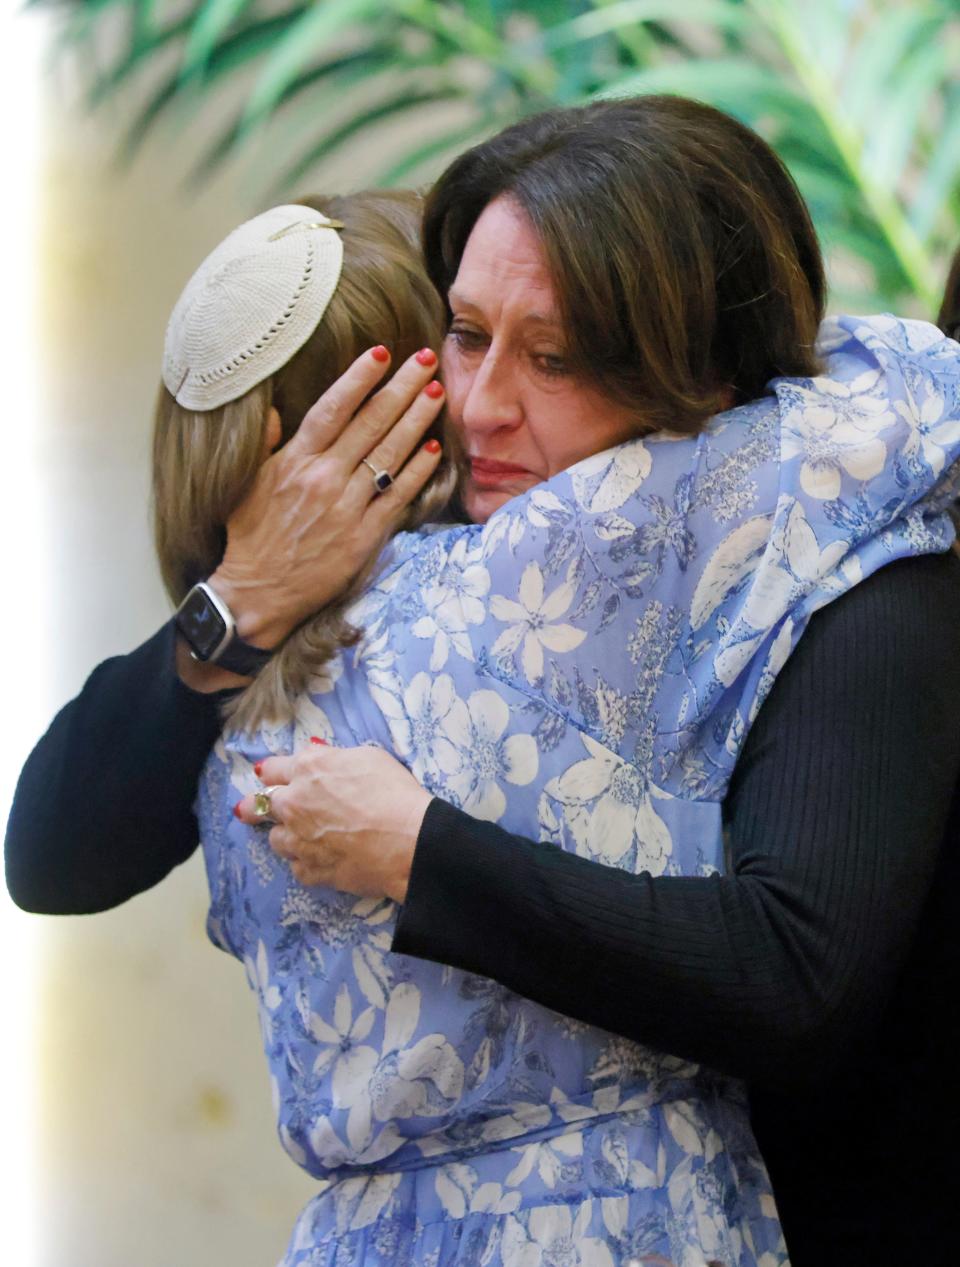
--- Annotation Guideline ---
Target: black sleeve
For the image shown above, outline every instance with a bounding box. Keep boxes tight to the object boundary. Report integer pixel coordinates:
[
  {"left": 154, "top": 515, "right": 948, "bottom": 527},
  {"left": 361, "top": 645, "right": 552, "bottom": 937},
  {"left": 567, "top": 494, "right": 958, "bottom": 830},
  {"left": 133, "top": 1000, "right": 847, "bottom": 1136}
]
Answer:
[
  {"left": 393, "top": 552, "right": 960, "bottom": 1088},
  {"left": 4, "top": 623, "right": 226, "bottom": 914}
]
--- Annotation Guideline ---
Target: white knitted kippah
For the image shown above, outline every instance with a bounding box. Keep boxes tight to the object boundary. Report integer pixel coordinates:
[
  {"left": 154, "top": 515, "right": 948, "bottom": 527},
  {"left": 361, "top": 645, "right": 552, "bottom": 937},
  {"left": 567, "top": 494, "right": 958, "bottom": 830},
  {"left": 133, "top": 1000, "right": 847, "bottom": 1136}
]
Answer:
[{"left": 162, "top": 204, "right": 345, "bottom": 411}]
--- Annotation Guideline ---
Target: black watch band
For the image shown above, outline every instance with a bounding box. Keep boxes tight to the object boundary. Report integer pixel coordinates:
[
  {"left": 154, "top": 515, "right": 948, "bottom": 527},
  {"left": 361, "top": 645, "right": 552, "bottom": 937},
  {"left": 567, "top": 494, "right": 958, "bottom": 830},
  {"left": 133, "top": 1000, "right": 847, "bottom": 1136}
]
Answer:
[
  {"left": 215, "top": 636, "right": 274, "bottom": 678},
  {"left": 174, "top": 581, "right": 275, "bottom": 678}
]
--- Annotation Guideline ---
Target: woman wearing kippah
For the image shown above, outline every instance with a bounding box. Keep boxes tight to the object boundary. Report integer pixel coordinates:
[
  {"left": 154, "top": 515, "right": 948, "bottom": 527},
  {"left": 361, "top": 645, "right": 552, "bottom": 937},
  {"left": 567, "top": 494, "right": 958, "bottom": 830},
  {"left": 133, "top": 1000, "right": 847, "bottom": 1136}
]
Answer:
[{"left": 8, "top": 96, "right": 960, "bottom": 1266}]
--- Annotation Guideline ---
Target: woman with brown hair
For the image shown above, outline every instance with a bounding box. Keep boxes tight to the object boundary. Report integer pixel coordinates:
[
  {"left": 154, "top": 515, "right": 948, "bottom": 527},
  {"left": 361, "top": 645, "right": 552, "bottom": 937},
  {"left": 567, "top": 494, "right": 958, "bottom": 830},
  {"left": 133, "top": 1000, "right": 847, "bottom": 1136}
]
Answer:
[{"left": 7, "top": 96, "right": 960, "bottom": 1265}]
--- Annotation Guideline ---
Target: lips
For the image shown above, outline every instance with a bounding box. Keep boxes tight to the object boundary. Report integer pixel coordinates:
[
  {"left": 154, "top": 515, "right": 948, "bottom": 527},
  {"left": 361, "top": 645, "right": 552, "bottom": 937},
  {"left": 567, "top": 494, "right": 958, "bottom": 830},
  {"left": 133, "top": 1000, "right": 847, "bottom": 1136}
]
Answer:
[{"left": 469, "top": 457, "right": 532, "bottom": 485}]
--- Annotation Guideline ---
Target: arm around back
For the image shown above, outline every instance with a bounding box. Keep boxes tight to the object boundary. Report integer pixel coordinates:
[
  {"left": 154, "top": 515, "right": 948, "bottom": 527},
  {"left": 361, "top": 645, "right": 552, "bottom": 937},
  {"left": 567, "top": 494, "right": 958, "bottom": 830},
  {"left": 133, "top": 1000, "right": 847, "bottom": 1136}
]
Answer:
[
  {"left": 394, "top": 551, "right": 960, "bottom": 1087},
  {"left": 4, "top": 623, "right": 225, "bottom": 913}
]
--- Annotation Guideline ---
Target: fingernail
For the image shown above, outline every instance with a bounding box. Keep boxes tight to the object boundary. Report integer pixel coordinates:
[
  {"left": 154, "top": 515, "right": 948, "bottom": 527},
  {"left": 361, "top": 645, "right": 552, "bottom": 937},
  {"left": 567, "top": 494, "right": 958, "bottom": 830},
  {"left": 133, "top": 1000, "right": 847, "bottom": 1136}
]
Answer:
[
  {"left": 310, "top": 736, "right": 328, "bottom": 746},
  {"left": 253, "top": 760, "right": 264, "bottom": 778},
  {"left": 415, "top": 348, "right": 437, "bottom": 367},
  {"left": 233, "top": 801, "right": 243, "bottom": 819},
  {"left": 371, "top": 345, "right": 390, "bottom": 363},
  {"left": 424, "top": 380, "right": 444, "bottom": 399},
  {"left": 425, "top": 438, "right": 442, "bottom": 454}
]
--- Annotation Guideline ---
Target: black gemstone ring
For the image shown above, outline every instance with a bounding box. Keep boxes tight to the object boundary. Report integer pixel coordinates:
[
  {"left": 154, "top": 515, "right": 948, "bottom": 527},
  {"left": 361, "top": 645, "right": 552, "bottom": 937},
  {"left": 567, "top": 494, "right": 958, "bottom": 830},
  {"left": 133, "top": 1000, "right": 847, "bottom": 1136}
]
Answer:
[{"left": 361, "top": 457, "right": 393, "bottom": 493}]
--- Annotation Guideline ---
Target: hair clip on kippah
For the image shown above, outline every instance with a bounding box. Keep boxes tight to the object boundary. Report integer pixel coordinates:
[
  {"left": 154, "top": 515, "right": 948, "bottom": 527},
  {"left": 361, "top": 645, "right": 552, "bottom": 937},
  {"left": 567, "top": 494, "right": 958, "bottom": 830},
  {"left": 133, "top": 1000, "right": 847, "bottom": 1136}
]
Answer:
[
  {"left": 268, "top": 218, "right": 345, "bottom": 242},
  {"left": 163, "top": 204, "right": 345, "bottom": 410}
]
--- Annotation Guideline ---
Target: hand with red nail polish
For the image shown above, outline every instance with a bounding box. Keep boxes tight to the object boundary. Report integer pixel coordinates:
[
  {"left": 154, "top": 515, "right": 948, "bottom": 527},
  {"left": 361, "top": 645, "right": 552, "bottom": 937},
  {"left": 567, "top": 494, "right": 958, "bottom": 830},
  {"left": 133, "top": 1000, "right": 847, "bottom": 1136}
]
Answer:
[
  {"left": 204, "top": 343, "right": 454, "bottom": 664},
  {"left": 233, "top": 744, "right": 429, "bottom": 901}
]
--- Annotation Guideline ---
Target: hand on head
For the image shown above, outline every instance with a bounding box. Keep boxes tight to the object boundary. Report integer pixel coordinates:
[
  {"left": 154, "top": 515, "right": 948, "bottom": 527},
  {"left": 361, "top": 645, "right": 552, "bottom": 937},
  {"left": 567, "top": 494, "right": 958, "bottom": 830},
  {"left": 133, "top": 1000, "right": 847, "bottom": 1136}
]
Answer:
[
  {"left": 233, "top": 740, "right": 432, "bottom": 902},
  {"left": 209, "top": 345, "right": 445, "bottom": 650}
]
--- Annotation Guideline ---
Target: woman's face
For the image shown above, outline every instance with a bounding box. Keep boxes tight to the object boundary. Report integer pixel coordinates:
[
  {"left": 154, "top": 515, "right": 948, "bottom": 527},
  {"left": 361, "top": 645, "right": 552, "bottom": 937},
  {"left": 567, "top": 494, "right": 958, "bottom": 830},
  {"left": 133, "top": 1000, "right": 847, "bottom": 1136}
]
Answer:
[{"left": 441, "top": 196, "right": 640, "bottom": 523}]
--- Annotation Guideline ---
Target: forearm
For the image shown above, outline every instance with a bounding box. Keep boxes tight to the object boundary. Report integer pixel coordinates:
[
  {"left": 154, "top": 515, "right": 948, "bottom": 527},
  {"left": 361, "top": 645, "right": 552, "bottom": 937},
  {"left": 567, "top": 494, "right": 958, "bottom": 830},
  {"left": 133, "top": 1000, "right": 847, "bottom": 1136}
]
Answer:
[
  {"left": 5, "top": 623, "right": 226, "bottom": 913},
  {"left": 395, "top": 554, "right": 960, "bottom": 1087}
]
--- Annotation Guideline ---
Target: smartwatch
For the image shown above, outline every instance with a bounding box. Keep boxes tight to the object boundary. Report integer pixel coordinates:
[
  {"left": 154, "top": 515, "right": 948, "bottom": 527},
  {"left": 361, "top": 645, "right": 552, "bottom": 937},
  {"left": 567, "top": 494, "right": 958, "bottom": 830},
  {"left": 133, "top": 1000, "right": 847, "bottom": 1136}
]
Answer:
[{"left": 174, "top": 581, "right": 274, "bottom": 677}]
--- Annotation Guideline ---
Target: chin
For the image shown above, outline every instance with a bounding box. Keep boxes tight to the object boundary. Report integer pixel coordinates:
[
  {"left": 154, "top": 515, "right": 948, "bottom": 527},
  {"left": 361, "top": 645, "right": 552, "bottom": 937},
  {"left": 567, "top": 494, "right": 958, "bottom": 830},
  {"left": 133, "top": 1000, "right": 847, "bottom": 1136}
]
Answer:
[{"left": 464, "top": 486, "right": 517, "bottom": 523}]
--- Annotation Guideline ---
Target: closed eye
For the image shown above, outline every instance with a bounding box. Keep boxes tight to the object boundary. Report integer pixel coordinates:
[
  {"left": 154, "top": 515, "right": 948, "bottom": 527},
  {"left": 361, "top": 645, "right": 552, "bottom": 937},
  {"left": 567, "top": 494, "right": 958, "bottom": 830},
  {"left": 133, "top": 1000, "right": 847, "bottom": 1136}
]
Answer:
[{"left": 533, "top": 352, "right": 569, "bottom": 378}]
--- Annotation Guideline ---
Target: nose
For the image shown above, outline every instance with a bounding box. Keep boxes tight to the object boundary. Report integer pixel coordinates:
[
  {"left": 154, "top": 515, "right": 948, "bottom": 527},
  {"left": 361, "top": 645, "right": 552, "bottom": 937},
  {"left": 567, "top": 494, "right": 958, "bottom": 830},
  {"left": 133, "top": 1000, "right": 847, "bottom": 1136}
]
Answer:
[{"left": 459, "top": 345, "right": 524, "bottom": 439}]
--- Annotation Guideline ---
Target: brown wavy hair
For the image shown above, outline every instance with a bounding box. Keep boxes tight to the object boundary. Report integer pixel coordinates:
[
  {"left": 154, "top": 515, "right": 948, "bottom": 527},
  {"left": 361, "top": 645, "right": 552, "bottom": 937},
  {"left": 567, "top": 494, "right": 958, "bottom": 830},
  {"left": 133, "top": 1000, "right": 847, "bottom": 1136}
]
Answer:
[
  {"left": 424, "top": 95, "right": 826, "bottom": 436},
  {"left": 153, "top": 189, "right": 461, "bottom": 731}
]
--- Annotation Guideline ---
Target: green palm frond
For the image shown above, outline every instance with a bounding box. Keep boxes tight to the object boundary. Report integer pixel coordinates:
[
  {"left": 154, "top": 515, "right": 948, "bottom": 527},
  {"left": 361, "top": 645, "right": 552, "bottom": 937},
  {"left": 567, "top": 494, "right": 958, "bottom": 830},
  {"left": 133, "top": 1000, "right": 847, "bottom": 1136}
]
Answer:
[{"left": 33, "top": 0, "right": 960, "bottom": 312}]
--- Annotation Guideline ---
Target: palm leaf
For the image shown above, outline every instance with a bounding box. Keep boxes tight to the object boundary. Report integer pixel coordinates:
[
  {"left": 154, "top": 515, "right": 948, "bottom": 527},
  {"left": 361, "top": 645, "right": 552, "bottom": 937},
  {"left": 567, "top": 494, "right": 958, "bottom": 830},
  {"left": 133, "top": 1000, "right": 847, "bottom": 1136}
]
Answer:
[
  {"left": 272, "top": 85, "right": 459, "bottom": 192},
  {"left": 541, "top": 0, "right": 748, "bottom": 52},
  {"left": 184, "top": 46, "right": 413, "bottom": 182},
  {"left": 911, "top": 85, "right": 960, "bottom": 241},
  {"left": 239, "top": 0, "right": 394, "bottom": 135},
  {"left": 179, "top": 0, "right": 258, "bottom": 77},
  {"left": 115, "top": 13, "right": 334, "bottom": 158},
  {"left": 30, "top": 0, "right": 960, "bottom": 314},
  {"left": 375, "top": 113, "right": 502, "bottom": 186}
]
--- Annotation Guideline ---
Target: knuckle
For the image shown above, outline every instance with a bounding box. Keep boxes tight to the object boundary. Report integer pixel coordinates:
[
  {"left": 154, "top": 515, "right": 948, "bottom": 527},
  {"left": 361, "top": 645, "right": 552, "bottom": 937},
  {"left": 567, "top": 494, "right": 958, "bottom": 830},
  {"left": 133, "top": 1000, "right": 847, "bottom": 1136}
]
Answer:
[{"left": 302, "top": 461, "right": 342, "bottom": 501}]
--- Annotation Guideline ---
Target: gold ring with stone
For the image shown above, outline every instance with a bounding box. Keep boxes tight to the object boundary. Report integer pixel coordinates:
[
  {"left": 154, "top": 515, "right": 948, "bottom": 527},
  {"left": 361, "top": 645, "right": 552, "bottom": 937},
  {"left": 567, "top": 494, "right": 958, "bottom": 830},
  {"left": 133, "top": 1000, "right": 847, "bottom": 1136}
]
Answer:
[{"left": 253, "top": 785, "right": 282, "bottom": 820}]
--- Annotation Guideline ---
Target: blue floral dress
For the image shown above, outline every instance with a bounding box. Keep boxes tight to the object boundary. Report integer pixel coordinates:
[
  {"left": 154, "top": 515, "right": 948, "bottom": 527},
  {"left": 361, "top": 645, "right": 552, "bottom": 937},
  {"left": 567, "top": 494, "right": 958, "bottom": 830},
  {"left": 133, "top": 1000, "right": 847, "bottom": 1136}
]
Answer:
[{"left": 196, "top": 316, "right": 960, "bottom": 1267}]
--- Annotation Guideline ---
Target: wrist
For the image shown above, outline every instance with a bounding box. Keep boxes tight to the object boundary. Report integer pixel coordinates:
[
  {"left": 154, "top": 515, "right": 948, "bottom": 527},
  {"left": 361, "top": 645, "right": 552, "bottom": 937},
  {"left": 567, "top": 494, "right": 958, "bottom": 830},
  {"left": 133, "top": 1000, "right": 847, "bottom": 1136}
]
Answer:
[
  {"left": 387, "top": 787, "right": 433, "bottom": 904},
  {"left": 174, "top": 634, "right": 252, "bottom": 693},
  {"left": 206, "top": 565, "right": 295, "bottom": 649}
]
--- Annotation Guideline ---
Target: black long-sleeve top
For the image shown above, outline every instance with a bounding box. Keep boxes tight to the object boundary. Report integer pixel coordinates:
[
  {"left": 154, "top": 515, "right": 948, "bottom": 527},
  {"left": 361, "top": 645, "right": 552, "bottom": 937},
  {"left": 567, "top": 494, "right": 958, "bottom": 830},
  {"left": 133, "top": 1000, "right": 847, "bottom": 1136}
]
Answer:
[{"left": 6, "top": 552, "right": 960, "bottom": 1265}]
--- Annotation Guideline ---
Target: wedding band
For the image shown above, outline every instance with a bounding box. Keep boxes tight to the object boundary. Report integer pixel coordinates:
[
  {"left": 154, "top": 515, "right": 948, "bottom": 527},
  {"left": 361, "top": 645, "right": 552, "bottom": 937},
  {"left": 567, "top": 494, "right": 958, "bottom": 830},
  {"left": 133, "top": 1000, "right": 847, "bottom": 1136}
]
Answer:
[
  {"left": 361, "top": 457, "right": 393, "bottom": 493},
  {"left": 253, "top": 785, "right": 283, "bottom": 821}
]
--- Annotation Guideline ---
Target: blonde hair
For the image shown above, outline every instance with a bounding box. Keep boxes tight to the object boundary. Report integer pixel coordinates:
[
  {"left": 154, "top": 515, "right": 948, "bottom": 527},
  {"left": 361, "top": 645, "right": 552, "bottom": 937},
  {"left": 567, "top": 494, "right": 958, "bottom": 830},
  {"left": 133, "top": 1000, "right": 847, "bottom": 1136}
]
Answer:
[{"left": 152, "top": 189, "right": 461, "bottom": 731}]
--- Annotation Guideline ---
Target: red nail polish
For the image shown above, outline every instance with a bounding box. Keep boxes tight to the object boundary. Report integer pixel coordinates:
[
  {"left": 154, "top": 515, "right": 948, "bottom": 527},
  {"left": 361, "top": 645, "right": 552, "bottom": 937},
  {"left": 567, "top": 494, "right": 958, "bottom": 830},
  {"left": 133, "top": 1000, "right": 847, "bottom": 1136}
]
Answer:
[
  {"left": 310, "top": 736, "right": 328, "bottom": 746},
  {"left": 425, "top": 438, "right": 442, "bottom": 454},
  {"left": 254, "top": 760, "right": 264, "bottom": 778},
  {"left": 371, "top": 345, "right": 390, "bottom": 363},
  {"left": 233, "top": 802, "right": 243, "bottom": 819},
  {"left": 415, "top": 348, "right": 437, "bottom": 367},
  {"left": 424, "top": 380, "right": 444, "bottom": 399}
]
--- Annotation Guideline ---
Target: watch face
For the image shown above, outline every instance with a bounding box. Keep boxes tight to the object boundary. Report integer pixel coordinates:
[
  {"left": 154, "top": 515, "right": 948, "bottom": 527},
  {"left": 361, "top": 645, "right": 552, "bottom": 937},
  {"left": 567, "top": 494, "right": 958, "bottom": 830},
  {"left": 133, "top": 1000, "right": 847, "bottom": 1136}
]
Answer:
[{"left": 176, "top": 587, "right": 228, "bottom": 661}]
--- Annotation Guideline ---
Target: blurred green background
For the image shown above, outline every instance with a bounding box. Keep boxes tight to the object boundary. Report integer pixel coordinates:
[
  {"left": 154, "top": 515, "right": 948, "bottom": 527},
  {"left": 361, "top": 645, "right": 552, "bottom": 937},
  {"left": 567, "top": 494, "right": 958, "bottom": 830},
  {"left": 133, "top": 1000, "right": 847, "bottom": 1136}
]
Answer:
[{"left": 38, "top": 0, "right": 960, "bottom": 314}]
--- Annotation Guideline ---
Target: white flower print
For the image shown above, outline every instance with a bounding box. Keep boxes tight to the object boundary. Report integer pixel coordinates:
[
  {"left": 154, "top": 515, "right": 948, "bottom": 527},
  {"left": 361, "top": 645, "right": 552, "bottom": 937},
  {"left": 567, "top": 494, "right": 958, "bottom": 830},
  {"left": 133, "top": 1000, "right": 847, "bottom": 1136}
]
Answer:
[
  {"left": 852, "top": 312, "right": 948, "bottom": 356},
  {"left": 545, "top": 733, "right": 672, "bottom": 871},
  {"left": 441, "top": 689, "right": 539, "bottom": 821},
  {"left": 571, "top": 439, "right": 652, "bottom": 512},
  {"left": 666, "top": 1147, "right": 740, "bottom": 1267},
  {"left": 309, "top": 983, "right": 376, "bottom": 1087},
  {"left": 490, "top": 562, "right": 587, "bottom": 684},
  {"left": 781, "top": 372, "right": 894, "bottom": 499},
  {"left": 412, "top": 542, "right": 491, "bottom": 670},
  {"left": 502, "top": 1202, "right": 615, "bottom": 1267},
  {"left": 738, "top": 499, "right": 847, "bottom": 634},
  {"left": 435, "top": 1163, "right": 521, "bottom": 1218},
  {"left": 330, "top": 1172, "right": 403, "bottom": 1235},
  {"left": 505, "top": 1129, "right": 584, "bottom": 1190},
  {"left": 243, "top": 940, "right": 282, "bottom": 1045},
  {"left": 895, "top": 389, "right": 960, "bottom": 479},
  {"left": 305, "top": 982, "right": 465, "bottom": 1158},
  {"left": 391, "top": 672, "right": 461, "bottom": 783},
  {"left": 524, "top": 487, "right": 570, "bottom": 528}
]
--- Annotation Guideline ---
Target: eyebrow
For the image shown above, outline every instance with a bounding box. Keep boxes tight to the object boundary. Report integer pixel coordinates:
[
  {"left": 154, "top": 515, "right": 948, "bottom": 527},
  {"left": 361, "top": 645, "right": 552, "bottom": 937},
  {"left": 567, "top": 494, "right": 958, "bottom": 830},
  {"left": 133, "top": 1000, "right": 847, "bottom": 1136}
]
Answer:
[{"left": 447, "top": 289, "right": 563, "bottom": 333}]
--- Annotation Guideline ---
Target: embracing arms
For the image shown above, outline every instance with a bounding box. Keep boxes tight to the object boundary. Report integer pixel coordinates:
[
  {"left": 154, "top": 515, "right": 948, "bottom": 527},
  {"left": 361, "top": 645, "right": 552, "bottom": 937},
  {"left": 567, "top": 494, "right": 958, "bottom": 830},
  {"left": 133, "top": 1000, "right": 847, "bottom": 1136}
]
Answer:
[
  {"left": 4, "top": 347, "right": 446, "bottom": 912},
  {"left": 394, "top": 553, "right": 960, "bottom": 1086},
  {"left": 245, "top": 552, "right": 959, "bottom": 1087}
]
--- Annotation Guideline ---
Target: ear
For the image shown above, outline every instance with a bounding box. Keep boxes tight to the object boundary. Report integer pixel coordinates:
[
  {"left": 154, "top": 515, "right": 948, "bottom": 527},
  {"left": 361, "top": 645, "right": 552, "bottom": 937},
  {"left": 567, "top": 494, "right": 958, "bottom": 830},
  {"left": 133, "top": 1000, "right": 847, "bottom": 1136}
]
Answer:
[{"left": 262, "top": 406, "right": 283, "bottom": 461}]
